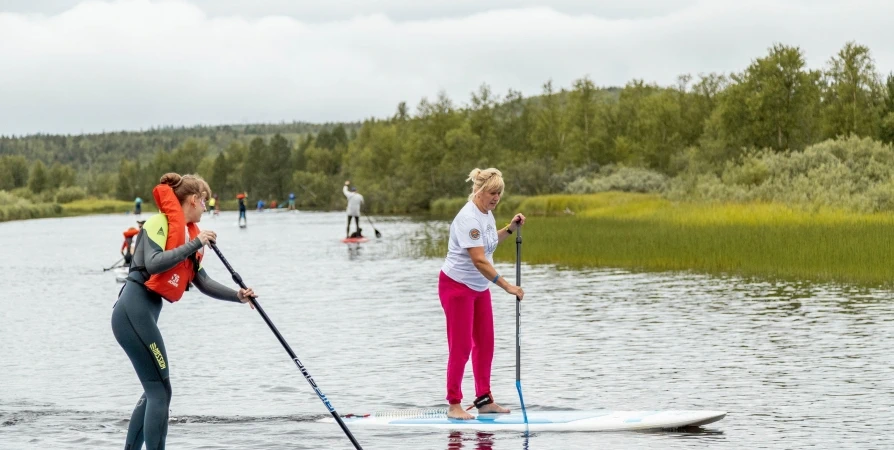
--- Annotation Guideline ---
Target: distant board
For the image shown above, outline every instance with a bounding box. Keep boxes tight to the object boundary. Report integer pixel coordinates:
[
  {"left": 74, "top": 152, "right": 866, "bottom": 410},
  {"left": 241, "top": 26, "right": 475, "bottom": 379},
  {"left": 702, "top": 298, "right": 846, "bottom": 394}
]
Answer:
[{"left": 114, "top": 267, "right": 128, "bottom": 283}]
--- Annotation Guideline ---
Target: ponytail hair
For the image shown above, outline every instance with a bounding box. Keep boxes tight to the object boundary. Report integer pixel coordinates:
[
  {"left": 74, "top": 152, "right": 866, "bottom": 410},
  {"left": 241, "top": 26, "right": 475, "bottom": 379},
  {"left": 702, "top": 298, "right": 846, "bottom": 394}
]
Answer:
[
  {"left": 466, "top": 167, "right": 504, "bottom": 202},
  {"left": 159, "top": 172, "right": 211, "bottom": 204}
]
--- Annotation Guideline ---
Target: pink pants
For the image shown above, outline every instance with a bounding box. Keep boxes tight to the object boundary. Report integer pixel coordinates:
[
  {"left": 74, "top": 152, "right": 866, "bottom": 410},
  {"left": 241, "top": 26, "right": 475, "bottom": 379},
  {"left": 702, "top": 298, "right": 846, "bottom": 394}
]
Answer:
[{"left": 439, "top": 271, "right": 494, "bottom": 405}]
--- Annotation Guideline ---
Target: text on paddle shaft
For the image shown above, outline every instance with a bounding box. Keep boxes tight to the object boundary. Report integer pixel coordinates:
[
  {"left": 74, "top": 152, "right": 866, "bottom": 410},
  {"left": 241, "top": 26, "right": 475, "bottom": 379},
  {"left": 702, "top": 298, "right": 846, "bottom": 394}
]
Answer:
[{"left": 293, "top": 357, "right": 335, "bottom": 412}]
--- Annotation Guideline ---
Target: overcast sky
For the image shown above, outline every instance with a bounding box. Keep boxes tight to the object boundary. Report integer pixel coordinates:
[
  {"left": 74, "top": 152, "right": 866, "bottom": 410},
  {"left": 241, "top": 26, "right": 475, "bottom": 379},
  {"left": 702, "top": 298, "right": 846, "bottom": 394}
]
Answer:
[{"left": 1, "top": 0, "right": 892, "bottom": 136}]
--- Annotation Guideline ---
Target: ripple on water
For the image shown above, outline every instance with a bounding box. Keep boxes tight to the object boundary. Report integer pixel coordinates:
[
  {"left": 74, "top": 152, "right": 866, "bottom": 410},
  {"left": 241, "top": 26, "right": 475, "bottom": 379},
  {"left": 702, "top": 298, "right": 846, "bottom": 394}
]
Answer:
[{"left": 1, "top": 212, "right": 893, "bottom": 449}]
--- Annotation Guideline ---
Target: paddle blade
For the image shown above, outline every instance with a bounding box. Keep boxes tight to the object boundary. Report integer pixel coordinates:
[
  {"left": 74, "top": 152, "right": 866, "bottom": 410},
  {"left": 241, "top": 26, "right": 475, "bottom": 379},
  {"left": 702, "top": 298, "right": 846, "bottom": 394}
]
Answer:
[{"left": 375, "top": 229, "right": 382, "bottom": 238}]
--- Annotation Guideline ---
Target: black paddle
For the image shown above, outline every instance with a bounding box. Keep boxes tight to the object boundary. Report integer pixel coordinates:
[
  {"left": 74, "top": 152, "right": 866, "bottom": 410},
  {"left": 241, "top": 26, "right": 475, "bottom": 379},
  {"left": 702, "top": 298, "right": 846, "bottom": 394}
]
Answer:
[
  {"left": 364, "top": 214, "right": 382, "bottom": 238},
  {"left": 298, "top": 184, "right": 318, "bottom": 200},
  {"left": 209, "top": 243, "right": 362, "bottom": 450},
  {"left": 103, "top": 256, "right": 124, "bottom": 271}
]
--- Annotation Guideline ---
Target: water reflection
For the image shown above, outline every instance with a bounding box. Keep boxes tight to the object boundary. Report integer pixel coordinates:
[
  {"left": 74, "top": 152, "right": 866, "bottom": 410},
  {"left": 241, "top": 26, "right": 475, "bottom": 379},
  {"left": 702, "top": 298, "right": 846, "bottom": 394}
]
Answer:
[
  {"left": 346, "top": 243, "right": 363, "bottom": 260},
  {"left": 445, "top": 431, "right": 532, "bottom": 450},
  {"left": 644, "top": 426, "right": 726, "bottom": 438},
  {"left": 446, "top": 431, "right": 495, "bottom": 449}
]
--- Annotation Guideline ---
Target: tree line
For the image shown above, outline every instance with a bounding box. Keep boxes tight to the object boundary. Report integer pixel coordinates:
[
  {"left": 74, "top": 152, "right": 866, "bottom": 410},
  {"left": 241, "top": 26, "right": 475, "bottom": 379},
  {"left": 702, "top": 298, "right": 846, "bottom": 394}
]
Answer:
[{"left": 2, "top": 41, "right": 894, "bottom": 212}]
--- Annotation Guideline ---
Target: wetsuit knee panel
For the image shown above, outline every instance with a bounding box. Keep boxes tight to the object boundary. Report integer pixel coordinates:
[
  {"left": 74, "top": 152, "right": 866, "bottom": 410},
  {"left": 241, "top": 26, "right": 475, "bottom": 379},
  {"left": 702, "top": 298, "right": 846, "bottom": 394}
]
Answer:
[{"left": 143, "top": 378, "right": 172, "bottom": 405}]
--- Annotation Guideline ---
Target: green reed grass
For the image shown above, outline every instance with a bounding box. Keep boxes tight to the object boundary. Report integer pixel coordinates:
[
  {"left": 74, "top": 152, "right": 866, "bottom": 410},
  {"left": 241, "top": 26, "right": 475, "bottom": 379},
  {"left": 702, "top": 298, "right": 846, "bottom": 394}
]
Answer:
[
  {"left": 423, "top": 192, "right": 894, "bottom": 286},
  {"left": 0, "top": 203, "right": 62, "bottom": 222},
  {"left": 0, "top": 190, "right": 159, "bottom": 222},
  {"left": 61, "top": 199, "right": 156, "bottom": 217}
]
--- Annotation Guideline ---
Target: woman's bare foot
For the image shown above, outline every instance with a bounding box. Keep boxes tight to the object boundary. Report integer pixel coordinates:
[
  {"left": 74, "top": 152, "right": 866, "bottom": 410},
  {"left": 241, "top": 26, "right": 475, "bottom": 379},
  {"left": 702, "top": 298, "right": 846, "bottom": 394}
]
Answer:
[
  {"left": 447, "top": 404, "right": 474, "bottom": 420},
  {"left": 477, "top": 402, "right": 510, "bottom": 414}
]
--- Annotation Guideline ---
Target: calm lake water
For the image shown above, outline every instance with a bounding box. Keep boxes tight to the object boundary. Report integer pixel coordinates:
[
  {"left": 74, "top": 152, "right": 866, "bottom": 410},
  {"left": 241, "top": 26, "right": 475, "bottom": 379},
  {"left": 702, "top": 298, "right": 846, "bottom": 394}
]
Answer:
[{"left": 2, "top": 210, "right": 893, "bottom": 449}]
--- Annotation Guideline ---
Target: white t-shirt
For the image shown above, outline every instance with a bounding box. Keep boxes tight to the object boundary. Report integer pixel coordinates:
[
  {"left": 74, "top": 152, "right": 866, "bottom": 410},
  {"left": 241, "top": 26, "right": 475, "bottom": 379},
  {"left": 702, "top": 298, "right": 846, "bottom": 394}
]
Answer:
[
  {"left": 441, "top": 201, "right": 499, "bottom": 292},
  {"left": 343, "top": 186, "right": 364, "bottom": 216}
]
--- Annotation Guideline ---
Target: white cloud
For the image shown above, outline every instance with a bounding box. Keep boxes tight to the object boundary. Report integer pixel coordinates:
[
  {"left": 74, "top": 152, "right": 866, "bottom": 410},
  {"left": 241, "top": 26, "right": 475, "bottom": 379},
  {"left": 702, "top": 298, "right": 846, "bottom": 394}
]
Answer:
[
  {"left": 1, "top": 0, "right": 892, "bottom": 135},
  {"left": 0, "top": 0, "right": 704, "bottom": 22}
]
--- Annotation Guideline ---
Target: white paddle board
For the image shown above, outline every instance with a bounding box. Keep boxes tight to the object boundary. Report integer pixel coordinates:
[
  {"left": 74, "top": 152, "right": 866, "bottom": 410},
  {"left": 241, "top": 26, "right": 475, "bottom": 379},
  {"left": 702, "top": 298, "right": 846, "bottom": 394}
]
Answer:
[
  {"left": 114, "top": 266, "right": 128, "bottom": 283},
  {"left": 324, "top": 408, "right": 726, "bottom": 432}
]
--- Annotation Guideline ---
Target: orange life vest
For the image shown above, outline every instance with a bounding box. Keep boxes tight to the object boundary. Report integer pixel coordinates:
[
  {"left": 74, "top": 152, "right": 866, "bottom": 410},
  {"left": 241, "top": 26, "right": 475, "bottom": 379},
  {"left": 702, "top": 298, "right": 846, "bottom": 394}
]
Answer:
[
  {"left": 121, "top": 227, "right": 140, "bottom": 252},
  {"left": 144, "top": 184, "right": 202, "bottom": 303}
]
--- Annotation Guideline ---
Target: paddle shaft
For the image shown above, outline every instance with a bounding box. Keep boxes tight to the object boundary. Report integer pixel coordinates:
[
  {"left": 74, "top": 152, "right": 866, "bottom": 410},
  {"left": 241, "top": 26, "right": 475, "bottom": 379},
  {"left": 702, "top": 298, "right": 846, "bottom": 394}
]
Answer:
[
  {"left": 515, "top": 223, "right": 529, "bottom": 429},
  {"left": 104, "top": 256, "right": 124, "bottom": 271},
  {"left": 299, "top": 184, "right": 318, "bottom": 199},
  {"left": 209, "top": 243, "right": 363, "bottom": 450},
  {"left": 363, "top": 214, "right": 381, "bottom": 237},
  {"left": 515, "top": 224, "right": 521, "bottom": 379}
]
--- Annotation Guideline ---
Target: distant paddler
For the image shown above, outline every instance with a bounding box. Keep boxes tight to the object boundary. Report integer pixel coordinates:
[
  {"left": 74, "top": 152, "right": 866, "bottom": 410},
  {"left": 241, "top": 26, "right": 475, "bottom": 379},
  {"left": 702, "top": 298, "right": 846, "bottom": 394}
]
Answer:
[
  {"left": 237, "top": 193, "right": 247, "bottom": 227},
  {"left": 439, "top": 167, "right": 526, "bottom": 420},
  {"left": 207, "top": 194, "right": 217, "bottom": 215},
  {"left": 288, "top": 192, "right": 296, "bottom": 210},
  {"left": 343, "top": 181, "right": 364, "bottom": 238},
  {"left": 120, "top": 219, "right": 145, "bottom": 265}
]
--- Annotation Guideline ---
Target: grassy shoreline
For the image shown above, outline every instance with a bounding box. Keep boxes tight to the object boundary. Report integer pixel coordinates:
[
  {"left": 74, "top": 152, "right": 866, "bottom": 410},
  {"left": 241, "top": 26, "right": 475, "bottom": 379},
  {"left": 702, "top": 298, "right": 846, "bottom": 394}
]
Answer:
[
  {"left": 7, "top": 191, "right": 894, "bottom": 285},
  {"left": 426, "top": 192, "right": 894, "bottom": 286},
  {"left": 0, "top": 198, "right": 157, "bottom": 222}
]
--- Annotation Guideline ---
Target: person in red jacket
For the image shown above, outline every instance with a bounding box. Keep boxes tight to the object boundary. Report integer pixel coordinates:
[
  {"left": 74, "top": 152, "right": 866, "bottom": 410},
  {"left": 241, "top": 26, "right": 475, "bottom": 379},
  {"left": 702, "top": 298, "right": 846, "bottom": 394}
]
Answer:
[
  {"left": 120, "top": 220, "right": 145, "bottom": 265},
  {"left": 111, "top": 172, "right": 257, "bottom": 450}
]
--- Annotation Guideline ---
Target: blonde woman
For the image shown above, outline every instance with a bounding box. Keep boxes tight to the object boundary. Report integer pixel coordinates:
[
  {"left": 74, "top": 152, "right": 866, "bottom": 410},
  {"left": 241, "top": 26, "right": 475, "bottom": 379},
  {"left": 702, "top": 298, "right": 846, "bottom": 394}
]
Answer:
[{"left": 439, "top": 168, "right": 526, "bottom": 420}]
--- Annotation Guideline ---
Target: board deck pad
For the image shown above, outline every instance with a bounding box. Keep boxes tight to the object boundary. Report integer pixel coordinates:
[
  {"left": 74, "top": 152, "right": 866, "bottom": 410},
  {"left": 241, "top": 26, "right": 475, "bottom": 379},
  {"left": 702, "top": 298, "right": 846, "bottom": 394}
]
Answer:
[
  {"left": 342, "top": 237, "right": 369, "bottom": 243},
  {"left": 324, "top": 408, "right": 726, "bottom": 432}
]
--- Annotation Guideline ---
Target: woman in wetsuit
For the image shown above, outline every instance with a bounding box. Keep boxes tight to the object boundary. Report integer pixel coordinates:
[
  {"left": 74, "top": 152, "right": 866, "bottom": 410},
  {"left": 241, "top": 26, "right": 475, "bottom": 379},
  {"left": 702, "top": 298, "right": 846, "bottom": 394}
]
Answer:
[{"left": 111, "top": 173, "right": 256, "bottom": 450}]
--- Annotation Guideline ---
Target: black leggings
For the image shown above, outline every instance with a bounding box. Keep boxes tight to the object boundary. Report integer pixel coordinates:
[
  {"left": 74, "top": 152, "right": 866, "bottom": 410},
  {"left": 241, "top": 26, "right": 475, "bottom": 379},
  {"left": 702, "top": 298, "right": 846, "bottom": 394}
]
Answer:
[
  {"left": 111, "top": 282, "right": 171, "bottom": 450},
  {"left": 346, "top": 215, "right": 359, "bottom": 236}
]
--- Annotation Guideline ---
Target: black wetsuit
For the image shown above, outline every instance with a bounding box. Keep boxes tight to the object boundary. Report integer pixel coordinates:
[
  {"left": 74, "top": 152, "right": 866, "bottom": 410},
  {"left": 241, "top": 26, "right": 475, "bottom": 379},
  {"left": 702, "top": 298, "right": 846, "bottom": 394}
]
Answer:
[
  {"left": 111, "top": 218, "right": 240, "bottom": 450},
  {"left": 122, "top": 235, "right": 134, "bottom": 265},
  {"left": 238, "top": 199, "right": 247, "bottom": 225}
]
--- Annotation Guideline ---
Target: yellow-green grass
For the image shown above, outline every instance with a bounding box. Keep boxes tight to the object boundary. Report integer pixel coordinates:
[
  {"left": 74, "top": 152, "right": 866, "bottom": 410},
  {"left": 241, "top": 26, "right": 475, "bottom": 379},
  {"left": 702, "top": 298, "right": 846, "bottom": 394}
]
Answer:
[
  {"left": 61, "top": 199, "right": 157, "bottom": 217},
  {"left": 427, "top": 192, "right": 894, "bottom": 286},
  {"left": 0, "top": 202, "right": 62, "bottom": 222}
]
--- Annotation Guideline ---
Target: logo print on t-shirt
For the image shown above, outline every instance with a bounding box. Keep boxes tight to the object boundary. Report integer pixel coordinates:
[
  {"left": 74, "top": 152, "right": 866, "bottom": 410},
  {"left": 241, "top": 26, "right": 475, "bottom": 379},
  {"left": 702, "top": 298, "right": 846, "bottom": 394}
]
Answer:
[
  {"left": 469, "top": 228, "right": 481, "bottom": 240},
  {"left": 485, "top": 224, "right": 498, "bottom": 254}
]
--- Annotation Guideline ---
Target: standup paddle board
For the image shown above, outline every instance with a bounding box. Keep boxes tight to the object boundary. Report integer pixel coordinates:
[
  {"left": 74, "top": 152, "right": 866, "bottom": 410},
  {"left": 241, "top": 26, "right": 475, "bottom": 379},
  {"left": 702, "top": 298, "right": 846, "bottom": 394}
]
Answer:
[
  {"left": 113, "top": 266, "right": 128, "bottom": 283},
  {"left": 325, "top": 409, "right": 725, "bottom": 432},
  {"left": 342, "top": 237, "right": 369, "bottom": 244}
]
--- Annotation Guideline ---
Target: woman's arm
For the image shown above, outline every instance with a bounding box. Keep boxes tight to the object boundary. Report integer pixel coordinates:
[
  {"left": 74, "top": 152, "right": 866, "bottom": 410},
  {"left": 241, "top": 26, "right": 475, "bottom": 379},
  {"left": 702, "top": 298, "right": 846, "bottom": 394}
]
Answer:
[
  {"left": 496, "top": 225, "right": 512, "bottom": 244},
  {"left": 468, "top": 246, "right": 524, "bottom": 299},
  {"left": 138, "top": 231, "right": 204, "bottom": 274},
  {"left": 497, "top": 213, "right": 526, "bottom": 244},
  {"left": 191, "top": 268, "right": 240, "bottom": 302}
]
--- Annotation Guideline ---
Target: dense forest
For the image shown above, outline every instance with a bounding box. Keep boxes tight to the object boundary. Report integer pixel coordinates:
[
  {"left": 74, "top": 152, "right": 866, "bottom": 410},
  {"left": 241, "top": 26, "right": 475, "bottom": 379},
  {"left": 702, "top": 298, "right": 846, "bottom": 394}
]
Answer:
[{"left": 2, "top": 42, "right": 894, "bottom": 213}]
